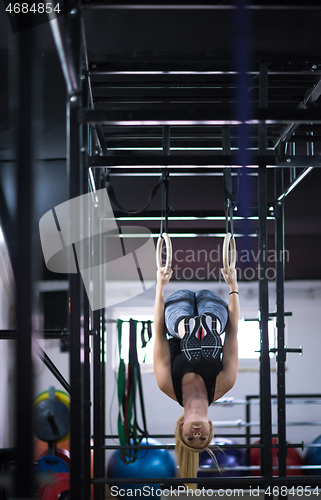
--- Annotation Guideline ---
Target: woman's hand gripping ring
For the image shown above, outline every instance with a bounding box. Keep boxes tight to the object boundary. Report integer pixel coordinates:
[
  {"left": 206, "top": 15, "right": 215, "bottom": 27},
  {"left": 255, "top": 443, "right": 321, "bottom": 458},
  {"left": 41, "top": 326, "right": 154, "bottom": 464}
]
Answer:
[
  {"left": 223, "top": 232, "right": 236, "bottom": 274},
  {"left": 156, "top": 233, "right": 172, "bottom": 275}
]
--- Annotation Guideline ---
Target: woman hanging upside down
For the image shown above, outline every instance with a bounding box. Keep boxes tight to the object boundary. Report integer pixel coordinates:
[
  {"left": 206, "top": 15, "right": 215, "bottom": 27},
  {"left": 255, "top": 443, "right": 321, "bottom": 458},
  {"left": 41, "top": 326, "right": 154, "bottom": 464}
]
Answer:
[{"left": 153, "top": 267, "right": 239, "bottom": 487}]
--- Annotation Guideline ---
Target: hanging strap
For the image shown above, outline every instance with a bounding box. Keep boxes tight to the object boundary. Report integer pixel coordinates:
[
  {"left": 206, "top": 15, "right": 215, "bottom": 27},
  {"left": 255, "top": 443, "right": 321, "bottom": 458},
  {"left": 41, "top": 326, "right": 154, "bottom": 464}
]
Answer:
[
  {"left": 158, "top": 169, "right": 171, "bottom": 236},
  {"left": 140, "top": 320, "right": 153, "bottom": 363},
  {"left": 134, "top": 364, "right": 149, "bottom": 438},
  {"left": 117, "top": 320, "right": 138, "bottom": 464},
  {"left": 105, "top": 168, "right": 162, "bottom": 215},
  {"left": 222, "top": 164, "right": 238, "bottom": 272},
  {"left": 140, "top": 321, "right": 152, "bottom": 349},
  {"left": 223, "top": 167, "right": 236, "bottom": 236},
  {"left": 117, "top": 320, "right": 128, "bottom": 456},
  {"left": 117, "top": 319, "right": 149, "bottom": 464},
  {"left": 129, "top": 319, "right": 148, "bottom": 439}
]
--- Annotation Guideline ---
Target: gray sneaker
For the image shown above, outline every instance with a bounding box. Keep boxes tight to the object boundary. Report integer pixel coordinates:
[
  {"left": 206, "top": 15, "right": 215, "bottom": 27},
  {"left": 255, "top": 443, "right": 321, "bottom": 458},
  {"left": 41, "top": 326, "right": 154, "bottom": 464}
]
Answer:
[
  {"left": 200, "top": 314, "right": 222, "bottom": 362},
  {"left": 180, "top": 316, "right": 201, "bottom": 364}
]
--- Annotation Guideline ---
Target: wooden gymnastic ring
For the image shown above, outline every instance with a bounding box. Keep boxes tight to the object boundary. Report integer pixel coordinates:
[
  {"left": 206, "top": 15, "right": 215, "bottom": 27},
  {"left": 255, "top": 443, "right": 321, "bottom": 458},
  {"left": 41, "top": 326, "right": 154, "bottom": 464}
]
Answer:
[
  {"left": 223, "top": 232, "right": 236, "bottom": 273},
  {"left": 156, "top": 233, "right": 172, "bottom": 275}
]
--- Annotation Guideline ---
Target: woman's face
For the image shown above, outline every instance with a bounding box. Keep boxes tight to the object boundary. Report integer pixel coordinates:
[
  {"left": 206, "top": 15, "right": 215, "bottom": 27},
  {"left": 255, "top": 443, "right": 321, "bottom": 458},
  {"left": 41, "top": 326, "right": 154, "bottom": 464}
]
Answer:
[{"left": 181, "top": 419, "right": 212, "bottom": 449}]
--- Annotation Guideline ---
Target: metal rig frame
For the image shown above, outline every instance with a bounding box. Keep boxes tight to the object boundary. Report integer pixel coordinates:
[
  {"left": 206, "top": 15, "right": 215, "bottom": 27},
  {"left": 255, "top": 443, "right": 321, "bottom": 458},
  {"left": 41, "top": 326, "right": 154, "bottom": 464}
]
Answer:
[{"left": 7, "top": 1, "right": 321, "bottom": 499}]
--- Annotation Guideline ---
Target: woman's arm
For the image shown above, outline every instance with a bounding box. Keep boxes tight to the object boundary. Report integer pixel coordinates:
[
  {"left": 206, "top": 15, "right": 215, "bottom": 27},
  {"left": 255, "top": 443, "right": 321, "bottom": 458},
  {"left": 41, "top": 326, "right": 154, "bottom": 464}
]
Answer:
[
  {"left": 214, "top": 268, "right": 239, "bottom": 398},
  {"left": 153, "top": 268, "right": 177, "bottom": 399}
]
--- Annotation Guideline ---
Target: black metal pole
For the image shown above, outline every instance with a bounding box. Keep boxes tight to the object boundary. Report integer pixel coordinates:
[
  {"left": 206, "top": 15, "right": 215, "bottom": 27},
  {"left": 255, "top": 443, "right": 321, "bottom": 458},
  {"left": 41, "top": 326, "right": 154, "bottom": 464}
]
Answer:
[
  {"left": 275, "top": 166, "right": 287, "bottom": 478},
  {"left": 82, "top": 72, "right": 92, "bottom": 500},
  {"left": 245, "top": 395, "right": 251, "bottom": 467},
  {"left": 13, "top": 25, "right": 36, "bottom": 500},
  {"left": 100, "top": 292, "right": 106, "bottom": 493},
  {"left": 258, "top": 62, "right": 273, "bottom": 493},
  {"left": 93, "top": 166, "right": 106, "bottom": 500},
  {"left": 65, "top": 4, "right": 85, "bottom": 499},
  {"left": 162, "top": 125, "right": 170, "bottom": 156},
  {"left": 93, "top": 312, "right": 105, "bottom": 500}
]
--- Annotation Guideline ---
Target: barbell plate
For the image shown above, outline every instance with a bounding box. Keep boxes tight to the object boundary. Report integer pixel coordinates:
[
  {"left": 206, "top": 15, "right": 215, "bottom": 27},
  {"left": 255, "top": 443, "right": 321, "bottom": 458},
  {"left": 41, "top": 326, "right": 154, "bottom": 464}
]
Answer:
[
  {"left": 33, "top": 400, "right": 70, "bottom": 442},
  {"left": 37, "top": 448, "right": 70, "bottom": 469},
  {"left": 34, "top": 390, "right": 70, "bottom": 409},
  {"left": 43, "top": 478, "right": 70, "bottom": 500},
  {"left": 37, "top": 481, "right": 48, "bottom": 499},
  {"left": 36, "top": 455, "right": 69, "bottom": 474},
  {"left": 34, "top": 391, "right": 70, "bottom": 442}
]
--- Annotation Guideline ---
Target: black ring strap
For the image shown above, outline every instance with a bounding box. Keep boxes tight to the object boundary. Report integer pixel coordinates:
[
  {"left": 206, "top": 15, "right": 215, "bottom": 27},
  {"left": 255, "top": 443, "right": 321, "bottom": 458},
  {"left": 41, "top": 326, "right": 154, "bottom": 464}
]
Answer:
[{"left": 105, "top": 168, "right": 162, "bottom": 215}]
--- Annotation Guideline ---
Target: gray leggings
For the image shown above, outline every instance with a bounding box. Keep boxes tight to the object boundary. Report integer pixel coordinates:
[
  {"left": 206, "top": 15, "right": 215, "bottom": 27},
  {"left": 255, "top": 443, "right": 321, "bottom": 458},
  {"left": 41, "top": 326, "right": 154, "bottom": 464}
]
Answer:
[{"left": 164, "top": 289, "right": 228, "bottom": 339}]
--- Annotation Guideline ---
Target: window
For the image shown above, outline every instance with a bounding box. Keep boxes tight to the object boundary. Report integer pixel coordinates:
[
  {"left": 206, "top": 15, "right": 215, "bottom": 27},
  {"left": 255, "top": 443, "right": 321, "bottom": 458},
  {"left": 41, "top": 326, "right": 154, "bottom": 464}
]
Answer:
[{"left": 236, "top": 317, "right": 276, "bottom": 359}]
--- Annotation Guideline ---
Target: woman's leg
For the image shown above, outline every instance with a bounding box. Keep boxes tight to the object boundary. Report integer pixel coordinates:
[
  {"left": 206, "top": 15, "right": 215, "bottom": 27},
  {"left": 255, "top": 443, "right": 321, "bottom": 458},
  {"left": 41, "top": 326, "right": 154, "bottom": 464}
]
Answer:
[
  {"left": 164, "top": 290, "right": 203, "bottom": 363},
  {"left": 195, "top": 290, "right": 228, "bottom": 333},
  {"left": 164, "top": 289, "right": 196, "bottom": 338},
  {"left": 195, "top": 290, "right": 229, "bottom": 361}
]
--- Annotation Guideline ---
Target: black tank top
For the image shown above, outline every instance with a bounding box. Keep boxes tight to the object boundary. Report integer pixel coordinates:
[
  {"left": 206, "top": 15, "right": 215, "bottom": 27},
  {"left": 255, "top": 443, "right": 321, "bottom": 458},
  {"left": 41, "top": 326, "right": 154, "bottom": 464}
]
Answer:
[{"left": 168, "top": 337, "right": 222, "bottom": 407}]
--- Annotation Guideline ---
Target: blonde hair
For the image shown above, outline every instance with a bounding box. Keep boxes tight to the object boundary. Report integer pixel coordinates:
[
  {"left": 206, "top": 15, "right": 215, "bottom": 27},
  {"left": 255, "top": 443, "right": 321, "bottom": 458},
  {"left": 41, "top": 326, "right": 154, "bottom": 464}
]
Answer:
[{"left": 174, "top": 415, "right": 215, "bottom": 491}]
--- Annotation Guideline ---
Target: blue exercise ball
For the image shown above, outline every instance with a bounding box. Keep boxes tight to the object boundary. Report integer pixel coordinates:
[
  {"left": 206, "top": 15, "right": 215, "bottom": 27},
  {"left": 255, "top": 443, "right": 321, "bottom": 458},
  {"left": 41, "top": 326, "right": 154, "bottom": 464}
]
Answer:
[
  {"left": 107, "top": 438, "right": 176, "bottom": 498},
  {"left": 198, "top": 438, "right": 246, "bottom": 478},
  {"left": 304, "top": 434, "right": 321, "bottom": 475}
]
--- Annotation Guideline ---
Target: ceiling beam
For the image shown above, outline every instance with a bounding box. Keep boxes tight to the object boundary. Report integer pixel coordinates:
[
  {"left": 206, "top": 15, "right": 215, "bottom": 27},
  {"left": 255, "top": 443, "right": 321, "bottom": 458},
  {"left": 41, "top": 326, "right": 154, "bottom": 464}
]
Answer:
[
  {"left": 89, "top": 154, "right": 276, "bottom": 167},
  {"left": 82, "top": 0, "right": 321, "bottom": 9},
  {"left": 80, "top": 106, "right": 321, "bottom": 126}
]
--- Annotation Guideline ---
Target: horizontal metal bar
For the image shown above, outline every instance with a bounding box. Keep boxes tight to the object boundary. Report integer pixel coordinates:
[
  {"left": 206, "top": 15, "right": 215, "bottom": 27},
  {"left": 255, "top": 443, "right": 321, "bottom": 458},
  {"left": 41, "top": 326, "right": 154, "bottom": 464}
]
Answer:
[
  {"left": 109, "top": 207, "right": 274, "bottom": 221},
  {"left": 89, "top": 154, "right": 321, "bottom": 170},
  {"left": 88, "top": 59, "right": 321, "bottom": 75},
  {"left": 90, "top": 154, "right": 275, "bottom": 167},
  {"left": 91, "top": 81, "right": 317, "bottom": 91},
  {"left": 101, "top": 441, "right": 305, "bottom": 451},
  {"left": 226, "top": 397, "right": 321, "bottom": 405},
  {"left": 81, "top": 107, "right": 239, "bottom": 125},
  {"left": 103, "top": 169, "right": 251, "bottom": 176},
  {"left": 200, "top": 465, "right": 321, "bottom": 471},
  {"left": 80, "top": 107, "right": 321, "bottom": 126},
  {"left": 268, "top": 312, "right": 292, "bottom": 317},
  {"left": 269, "top": 347, "right": 302, "bottom": 354},
  {"left": 247, "top": 109, "right": 321, "bottom": 124},
  {"left": 247, "top": 394, "right": 321, "bottom": 399},
  {"left": 104, "top": 433, "right": 264, "bottom": 439},
  {"left": 278, "top": 167, "right": 313, "bottom": 200},
  {"left": 0, "top": 329, "right": 70, "bottom": 339},
  {"left": 106, "top": 231, "right": 258, "bottom": 238},
  {"left": 83, "top": 0, "right": 321, "bottom": 9},
  {"left": 92, "top": 476, "right": 321, "bottom": 487},
  {"left": 277, "top": 156, "right": 321, "bottom": 167},
  {"left": 102, "top": 443, "right": 265, "bottom": 450}
]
